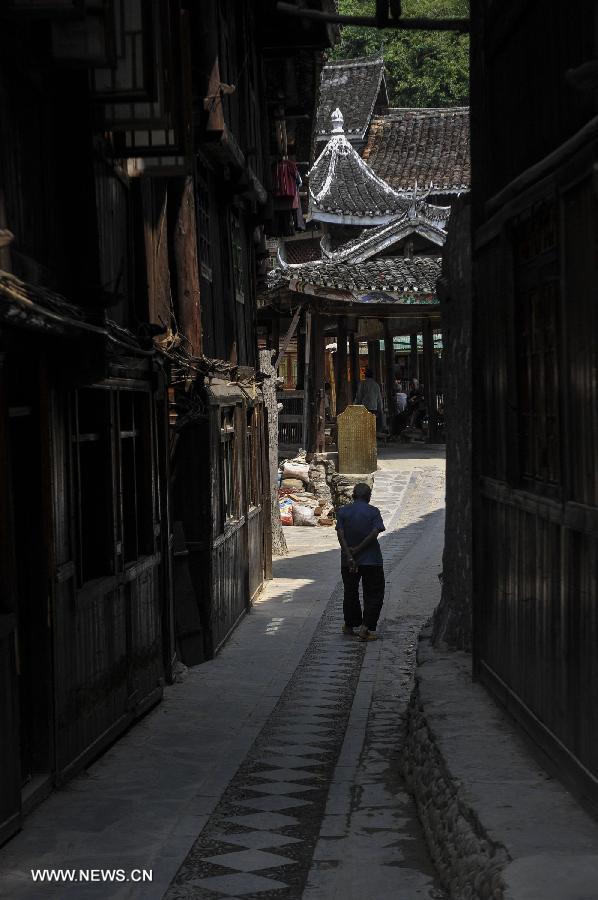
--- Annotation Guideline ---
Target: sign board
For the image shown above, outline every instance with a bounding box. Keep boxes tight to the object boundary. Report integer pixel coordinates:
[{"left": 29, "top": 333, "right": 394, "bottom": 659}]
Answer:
[{"left": 337, "top": 405, "right": 377, "bottom": 474}]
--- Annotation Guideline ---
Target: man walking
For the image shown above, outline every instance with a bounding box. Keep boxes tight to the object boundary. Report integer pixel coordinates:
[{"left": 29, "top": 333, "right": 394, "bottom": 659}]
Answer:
[{"left": 336, "top": 483, "right": 385, "bottom": 641}]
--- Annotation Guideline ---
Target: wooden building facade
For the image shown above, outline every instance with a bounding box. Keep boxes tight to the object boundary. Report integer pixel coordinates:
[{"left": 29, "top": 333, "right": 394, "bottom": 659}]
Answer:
[
  {"left": 0, "top": 0, "right": 333, "bottom": 845},
  {"left": 470, "top": 0, "right": 598, "bottom": 812}
]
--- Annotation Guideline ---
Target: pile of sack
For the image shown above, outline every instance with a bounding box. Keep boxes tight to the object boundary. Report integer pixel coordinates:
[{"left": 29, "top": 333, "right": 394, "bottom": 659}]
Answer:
[{"left": 278, "top": 453, "right": 335, "bottom": 527}]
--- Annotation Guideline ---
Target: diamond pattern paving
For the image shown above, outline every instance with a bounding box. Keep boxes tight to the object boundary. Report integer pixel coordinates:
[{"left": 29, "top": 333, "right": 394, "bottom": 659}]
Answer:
[
  {"left": 165, "top": 469, "right": 420, "bottom": 900},
  {"left": 193, "top": 873, "right": 287, "bottom": 896},
  {"left": 213, "top": 832, "right": 302, "bottom": 850},
  {"left": 202, "top": 849, "right": 294, "bottom": 872},
  {"left": 247, "top": 782, "right": 318, "bottom": 795}
]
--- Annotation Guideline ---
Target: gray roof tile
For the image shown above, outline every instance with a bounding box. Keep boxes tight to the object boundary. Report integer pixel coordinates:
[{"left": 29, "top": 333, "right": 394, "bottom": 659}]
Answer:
[
  {"left": 362, "top": 107, "right": 470, "bottom": 194},
  {"left": 272, "top": 256, "right": 441, "bottom": 296},
  {"left": 316, "top": 56, "right": 386, "bottom": 142},
  {"left": 308, "top": 111, "right": 407, "bottom": 224}
]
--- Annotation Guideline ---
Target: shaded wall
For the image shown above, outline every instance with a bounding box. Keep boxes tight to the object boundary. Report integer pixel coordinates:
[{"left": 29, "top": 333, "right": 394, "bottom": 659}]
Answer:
[{"left": 432, "top": 198, "right": 472, "bottom": 651}]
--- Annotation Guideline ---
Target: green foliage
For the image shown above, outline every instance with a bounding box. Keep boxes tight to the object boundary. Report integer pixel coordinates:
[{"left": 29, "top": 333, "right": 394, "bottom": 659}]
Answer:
[{"left": 328, "top": 0, "right": 469, "bottom": 108}]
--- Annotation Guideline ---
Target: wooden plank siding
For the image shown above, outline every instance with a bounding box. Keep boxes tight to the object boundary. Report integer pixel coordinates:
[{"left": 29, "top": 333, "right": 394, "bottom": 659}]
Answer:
[
  {"left": 0, "top": 0, "right": 331, "bottom": 834},
  {"left": 472, "top": 137, "right": 598, "bottom": 809},
  {"left": 51, "top": 379, "right": 166, "bottom": 784},
  {"left": 248, "top": 507, "right": 265, "bottom": 603},
  {"left": 211, "top": 523, "right": 248, "bottom": 654}
]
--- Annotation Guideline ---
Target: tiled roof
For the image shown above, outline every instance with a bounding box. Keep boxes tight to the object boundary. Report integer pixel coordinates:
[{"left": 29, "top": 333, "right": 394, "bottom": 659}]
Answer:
[
  {"left": 316, "top": 56, "right": 386, "bottom": 143},
  {"left": 273, "top": 256, "right": 441, "bottom": 296},
  {"left": 362, "top": 107, "right": 470, "bottom": 195},
  {"left": 308, "top": 109, "right": 407, "bottom": 225},
  {"left": 320, "top": 199, "right": 451, "bottom": 263}
]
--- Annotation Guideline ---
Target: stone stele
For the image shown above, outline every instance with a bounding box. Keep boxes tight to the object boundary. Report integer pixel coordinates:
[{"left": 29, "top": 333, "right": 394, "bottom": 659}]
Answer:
[{"left": 337, "top": 404, "right": 377, "bottom": 474}]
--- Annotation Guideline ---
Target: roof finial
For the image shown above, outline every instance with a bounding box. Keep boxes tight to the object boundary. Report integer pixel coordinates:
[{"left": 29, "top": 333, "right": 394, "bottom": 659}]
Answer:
[{"left": 331, "top": 108, "right": 344, "bottom": 134}]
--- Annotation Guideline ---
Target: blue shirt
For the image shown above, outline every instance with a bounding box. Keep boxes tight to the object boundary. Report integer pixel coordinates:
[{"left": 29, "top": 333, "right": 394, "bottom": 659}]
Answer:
[{"left": 336, "top": 500, "right": 385, "bottom": 566}]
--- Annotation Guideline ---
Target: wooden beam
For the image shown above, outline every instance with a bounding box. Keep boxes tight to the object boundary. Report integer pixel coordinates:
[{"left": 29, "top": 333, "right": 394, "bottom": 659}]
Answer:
[
  {"left": 308, "top": 302, "right": 441, "bottom": 320},
  {"left": 275, "top": 2, "right": 470, "bottom": 31}
]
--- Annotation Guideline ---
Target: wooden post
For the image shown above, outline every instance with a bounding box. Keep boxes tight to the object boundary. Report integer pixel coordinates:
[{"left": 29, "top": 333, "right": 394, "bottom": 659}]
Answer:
[
  {"left": 302, "top": 309, "right": 311, "bottom": 445},
  {"left": 367, "top": 339, "right": 381, "bottom": 386},
  {"left": 335, "top": 316, "right": 349, "bottom": 415},
  {"left": 173, "top": 177, "right": 202, "bottom": 356},
  {"left": 383, "top": 322, "right": 395, "bottom": 431},
  {"left": 296, "top": 323, "right": 306, "bottom": 390},
  {"left": 349, "top": 332, "right": 360, "bottom": 399},
  {"left": 305, "top": 311, "right": 325, "bottom": 456},
  {"left": 410, "top": 332, "right": 419, "bottom": 383},
  {"left": 423, "top": 319, "right": 438, "bottom": 442},
  {"left": 367, "top": 340, "right": 376, "bottom": 377}
]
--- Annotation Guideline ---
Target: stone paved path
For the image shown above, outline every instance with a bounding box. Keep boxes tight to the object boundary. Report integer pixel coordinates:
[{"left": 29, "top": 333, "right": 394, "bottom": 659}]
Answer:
[
  {"left": 0, "top": 447, "right": 446, "bottom": 900},
  {"left": 166, "top": 462, "right": 446, "bottom": 900}
]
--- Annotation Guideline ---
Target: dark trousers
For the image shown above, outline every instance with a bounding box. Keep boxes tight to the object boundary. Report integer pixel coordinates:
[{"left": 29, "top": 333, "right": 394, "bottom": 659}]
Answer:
[{"left": 341, "top": 565, "right": 385, "bottom": 631}]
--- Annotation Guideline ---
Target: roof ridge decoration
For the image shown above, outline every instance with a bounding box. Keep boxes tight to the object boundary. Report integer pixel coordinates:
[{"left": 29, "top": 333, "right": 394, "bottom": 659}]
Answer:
[
  {"left": 308, "top": 109, "right": 407, "bottom": 226},
  {"left": 323, "top": 55, "right": 384, "bottom": 69},
  {"left": 386, "top": 106, "right": 470, "bottom": 114},
  {"left": 318, "top": 195, "right": 451, "bottom": 264}
]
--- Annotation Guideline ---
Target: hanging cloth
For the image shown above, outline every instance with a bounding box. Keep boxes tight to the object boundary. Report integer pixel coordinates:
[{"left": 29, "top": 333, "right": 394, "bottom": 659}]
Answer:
[{"left": 272, "top": 159, "right": 298, "bottom": 198}]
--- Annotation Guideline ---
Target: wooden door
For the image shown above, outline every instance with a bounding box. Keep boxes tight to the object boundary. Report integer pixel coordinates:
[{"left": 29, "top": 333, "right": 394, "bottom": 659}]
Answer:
[
  {"left": 0, "top": 353, "right": 21, "bottom": 844},
  {"left": 0, "top": 612, "right": 20, "bottom": 845}
]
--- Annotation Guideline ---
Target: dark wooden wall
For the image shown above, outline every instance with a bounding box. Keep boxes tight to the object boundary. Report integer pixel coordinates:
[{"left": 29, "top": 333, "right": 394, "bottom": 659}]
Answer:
[{"left": 471, "top": 0, "right": 598, "bottom": 810}]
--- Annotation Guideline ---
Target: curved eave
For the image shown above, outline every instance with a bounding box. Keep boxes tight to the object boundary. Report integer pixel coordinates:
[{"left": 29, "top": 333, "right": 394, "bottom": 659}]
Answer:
[
  {"left": 288, "top": 277, "right": 438, "bottom": 298},
  {"left": 286, "top": 278, "right": 440, "bottom": 314},
  {"left": 307, "top": 209, "right": 401, "bottom": 226},
  {"left": 393, "top": 186, "right": 470, "bottom": 197}
]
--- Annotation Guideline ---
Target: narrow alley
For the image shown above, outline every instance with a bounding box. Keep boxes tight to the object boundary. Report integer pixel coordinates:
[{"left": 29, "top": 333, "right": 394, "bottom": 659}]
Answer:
[
  {"left": 3, "top": 3, "right": 598, "bottom": 899},
  {"left": 0, "top": 447, "right": 446, "bottom": 900}
]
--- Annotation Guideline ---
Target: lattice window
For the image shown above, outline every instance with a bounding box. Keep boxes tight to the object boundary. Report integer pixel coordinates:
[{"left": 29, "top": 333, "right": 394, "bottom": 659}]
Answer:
[
  {"left": 71, "top": 387, "right": 155, "bottom": 585},
  {"left": 72, "top": 388, "right": 114, "bottom": 586},
  {"left": 118, "top": 391, "right": 154, "bottom": 564}
]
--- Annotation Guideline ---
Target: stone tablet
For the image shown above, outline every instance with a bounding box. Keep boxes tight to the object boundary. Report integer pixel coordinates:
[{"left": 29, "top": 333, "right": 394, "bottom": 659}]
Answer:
[{"left": 337, "top": 404, "right": 377, "bottom": 474}]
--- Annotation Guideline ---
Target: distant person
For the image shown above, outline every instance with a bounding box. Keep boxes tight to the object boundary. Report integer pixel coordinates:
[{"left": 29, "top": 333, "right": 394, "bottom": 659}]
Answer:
[
  {"left": 336, "top": 482, "right": 386, "bottom": 642},
  {"left": 355, "top": 368, "right": 386, "bottom": 431},
  {"left": 396, "top": 384, "right": 407, "bottom": 413},
  {"left": 407, "top": 378, "right": 425, "bottom": 429}
]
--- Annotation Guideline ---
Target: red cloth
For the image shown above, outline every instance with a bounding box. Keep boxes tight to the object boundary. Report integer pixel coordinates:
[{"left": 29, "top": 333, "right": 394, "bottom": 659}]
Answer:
[{"left": 272, "top": 160, "right": 298, "bottom": 198}]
